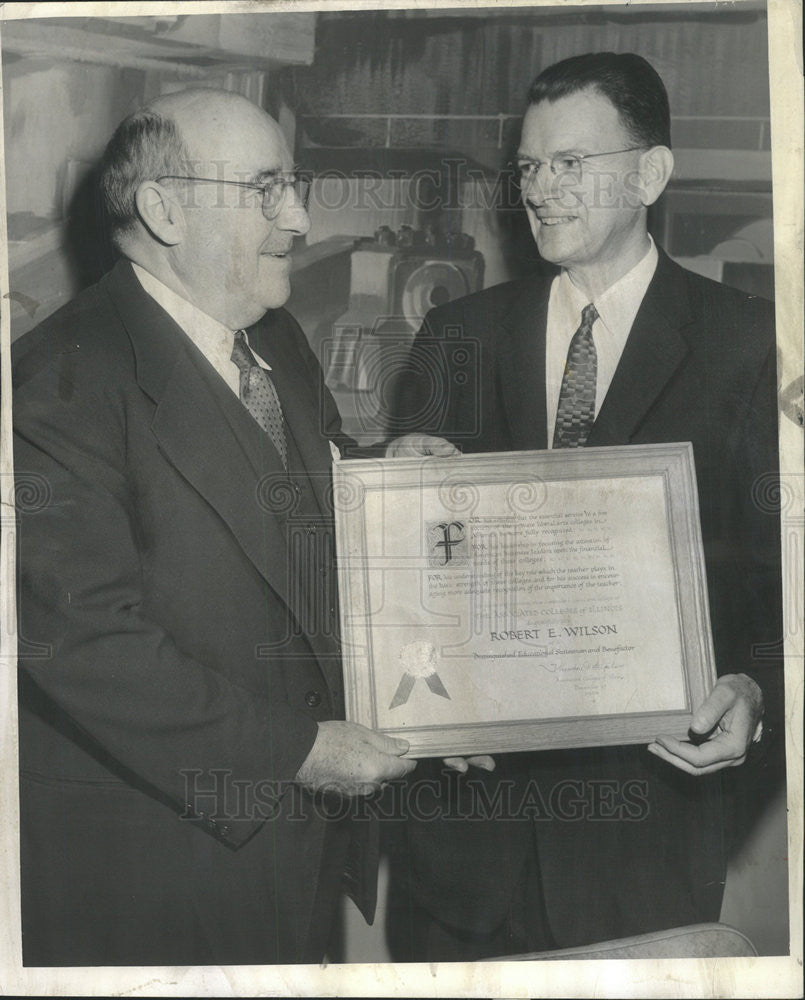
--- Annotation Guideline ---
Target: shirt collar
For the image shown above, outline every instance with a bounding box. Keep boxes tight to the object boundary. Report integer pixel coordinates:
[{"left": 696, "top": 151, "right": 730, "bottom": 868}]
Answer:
[
  {"left": 132, "top": 263, "right": 234, "bottom": 346},
  {"left": 594, "top": 234, "right": 658, "bottom": 337},
  {"left": 131, "top": 263, "right": 271, "bottom": 373},
  {"left": 556, "top": 235, "right": 658, "bottom": 340}
]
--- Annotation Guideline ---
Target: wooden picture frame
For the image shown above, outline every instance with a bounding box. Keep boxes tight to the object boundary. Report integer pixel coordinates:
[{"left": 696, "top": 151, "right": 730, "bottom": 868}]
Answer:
[{"left": 333, "top": 442, "right": 717, "bottom": 758}]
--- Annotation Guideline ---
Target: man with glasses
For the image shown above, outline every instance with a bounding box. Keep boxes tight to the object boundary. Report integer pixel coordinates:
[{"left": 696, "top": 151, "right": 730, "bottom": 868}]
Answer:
[
  {"left": 13, "top": 88, "right": 415, "bottom": 965},
  {"left": 388, "top": 52, "right": 781, "bottom": 959}
]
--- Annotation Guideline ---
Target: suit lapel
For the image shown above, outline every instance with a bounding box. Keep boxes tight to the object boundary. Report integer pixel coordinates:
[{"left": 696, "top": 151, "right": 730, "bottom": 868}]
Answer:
[
  {"left": 587, "top": 251, "right": 692, "bottom": 447},
  {"left": 152, "top": 355, "right": 297, "bottom": 606},
  {"left": 496, "top": 278, "right": 553, "bottom": 450},
  {"left": 244, "top": 317, "right": 344, "bottom": 685},
  {"left": 102, "top": 262, "right": 294, "bottom": 610}
]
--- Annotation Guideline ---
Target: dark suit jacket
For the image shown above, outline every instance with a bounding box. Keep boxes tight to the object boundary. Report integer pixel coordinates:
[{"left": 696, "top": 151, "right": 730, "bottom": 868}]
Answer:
[
  {"left": 390, "top": 249, "right": 783, "bottom": 948},
  {"left": 13, "top": 260, "right": 375, "bottom": 965}
]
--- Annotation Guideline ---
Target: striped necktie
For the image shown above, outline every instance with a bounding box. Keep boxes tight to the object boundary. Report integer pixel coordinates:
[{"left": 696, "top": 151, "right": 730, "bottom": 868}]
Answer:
[
  {"left": 230, "top": 330, "right": 288, "bottom": 469},
  {"left": 552, "top": 303, "right": 598, "bottom": 449}
]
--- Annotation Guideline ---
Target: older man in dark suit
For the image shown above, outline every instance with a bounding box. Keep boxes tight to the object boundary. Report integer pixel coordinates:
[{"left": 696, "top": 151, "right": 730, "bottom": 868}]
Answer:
[
  {"left": 13, "top": 88, "right": 415, "bottom": 966},
  {"left": 388, "top": 52, "right": 782, "bottom": 959}
]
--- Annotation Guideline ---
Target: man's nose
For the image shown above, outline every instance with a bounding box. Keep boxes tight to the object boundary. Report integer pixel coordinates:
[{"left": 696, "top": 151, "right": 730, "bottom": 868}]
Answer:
[
  {"left": 521, "top": 162, "right": 554, "bottom": 203},
  {"left": 522, "top": 165, "right": 574, "bottom": 207},
  {"left": 277, "top": 187, "right": 311, "bottom": 236}
]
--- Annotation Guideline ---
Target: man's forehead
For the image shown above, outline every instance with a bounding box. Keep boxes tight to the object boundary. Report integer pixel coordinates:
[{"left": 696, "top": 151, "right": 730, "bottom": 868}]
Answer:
[
  {"left": 174, "top": 100, "right": 291, "bottom": 178},
  {"left": 519, "top": 89, "right": 625, "bottom": 154}
]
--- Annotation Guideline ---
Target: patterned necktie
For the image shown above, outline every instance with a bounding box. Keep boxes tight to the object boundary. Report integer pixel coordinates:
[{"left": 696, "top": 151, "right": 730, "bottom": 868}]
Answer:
[
  {"left": 552, "top": 302, "right": 599, "bottom": 449},
  {"left": 230, "top": 330, "right": 288, "bottom": 469}
]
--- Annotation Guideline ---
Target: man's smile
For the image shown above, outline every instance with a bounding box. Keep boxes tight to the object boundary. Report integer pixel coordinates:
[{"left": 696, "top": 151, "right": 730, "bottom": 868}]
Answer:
[
  {"left": 260, "top": 244, "right": 293, "bottom": 258},
  {"left": 537, "top": 216, "right": 578, "bottom": 226}
]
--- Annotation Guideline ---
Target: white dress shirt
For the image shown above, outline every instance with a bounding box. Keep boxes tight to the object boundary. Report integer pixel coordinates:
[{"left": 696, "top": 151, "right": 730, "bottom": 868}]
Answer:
[
  {"left": 545, "top": 237, "right": 659, "bottom": 447},
  {"left": 131, "top": 264, "right": 346, "bottom": 464},
  {"left": 132, "top": 263, "right": 271, "bottom": 398}
]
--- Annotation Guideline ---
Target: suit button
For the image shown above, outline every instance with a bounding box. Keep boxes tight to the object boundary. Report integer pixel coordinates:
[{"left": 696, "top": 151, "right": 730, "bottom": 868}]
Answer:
[
  {"left": 307, "top": 524, "right": 317, "bottom": 535},
  {"left": 305, "top": 690, "right": 322, "bottom": 708}
]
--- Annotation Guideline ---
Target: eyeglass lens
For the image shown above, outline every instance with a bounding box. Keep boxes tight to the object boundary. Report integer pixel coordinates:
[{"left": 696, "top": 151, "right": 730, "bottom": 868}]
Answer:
[
  {"left": 515, "top": 156, "right": 582, "bottom": 184},
  {"left": 263, "top": 176, "right": 311, "bottom": 217}
]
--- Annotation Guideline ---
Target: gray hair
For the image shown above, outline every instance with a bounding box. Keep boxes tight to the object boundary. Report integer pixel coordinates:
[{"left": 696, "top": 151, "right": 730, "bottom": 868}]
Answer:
[{"left": 99, "top": 108, "right": 193, "bottom": 248}]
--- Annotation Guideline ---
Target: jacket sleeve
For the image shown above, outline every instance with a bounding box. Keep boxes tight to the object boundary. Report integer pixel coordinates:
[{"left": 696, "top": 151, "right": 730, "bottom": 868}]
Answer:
[
  {"left": 13, "top": 344, "right": 320, "bottom": 848},
  {"left": 725, "top": 328, "right": 784, "bottom": 754}
]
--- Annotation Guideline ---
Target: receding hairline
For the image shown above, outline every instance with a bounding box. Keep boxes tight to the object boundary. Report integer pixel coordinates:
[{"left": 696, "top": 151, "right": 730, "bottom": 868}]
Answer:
[
  {"left": 147, "top": 87, "right": 259, "bottom": 118},
  {"left": 523, "top": 85, "right": 631, "bottom": 135},
  {"left": 527, "top": 82, "right": 616, "bottom": 113},
  {"left": 525, "top": 83, "right": 659, "bottom": 151},
  {"left": 147, "top": 89, "right": 281, "bottom": 140},
  {"left": 145, "top": 89, "right": 287, "bottom": 172},
  {"left": 525, "top": 54, "right": 672, "bottom": 149}
]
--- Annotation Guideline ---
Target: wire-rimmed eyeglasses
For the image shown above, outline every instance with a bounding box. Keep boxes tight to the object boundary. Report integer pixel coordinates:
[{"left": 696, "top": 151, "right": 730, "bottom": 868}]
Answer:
[
  {"left": 511, "top": 146, "right": 647, "bottom": 185},
  {"left": 156, "top": 171, "right": 312, "bottom": 219}
]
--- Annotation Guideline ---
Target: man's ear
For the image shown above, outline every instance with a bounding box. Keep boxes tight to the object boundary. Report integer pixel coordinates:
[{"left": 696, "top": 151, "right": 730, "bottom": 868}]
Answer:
[
  {"left": 134, "top": 181, "right": 185, "bottom": 246},
  {"left": 637, "top": 146, "right": 674, "bottom": 207}
]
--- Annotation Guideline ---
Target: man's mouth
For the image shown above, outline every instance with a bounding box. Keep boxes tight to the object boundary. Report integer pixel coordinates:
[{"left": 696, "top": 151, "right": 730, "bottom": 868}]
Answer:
[
  {"left": 525, "top": 201, "right": 578, "bottom": 226},
  {"left": 261, "top": 244, "right": 293, "bottom": 258}
]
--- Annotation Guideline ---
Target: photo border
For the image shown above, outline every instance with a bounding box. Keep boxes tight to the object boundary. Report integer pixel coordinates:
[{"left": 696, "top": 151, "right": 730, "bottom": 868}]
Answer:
[{"left": 1, "top": 1, "right": 801, "bottom": 996}]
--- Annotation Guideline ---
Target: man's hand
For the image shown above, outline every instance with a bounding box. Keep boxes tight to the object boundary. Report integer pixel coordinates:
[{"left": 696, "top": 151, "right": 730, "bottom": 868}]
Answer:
[
  {"left": 442, "top": 756, "right": 496, "bottom": 773},
  {"left": 647, "top": 673, "right": 764, "bottom": 776},
  {"left": 295, "top": 720, "right": 416, "bottom": 796},
  {"left": 386, "top": 434, "right": 461, "bottom": 458}
]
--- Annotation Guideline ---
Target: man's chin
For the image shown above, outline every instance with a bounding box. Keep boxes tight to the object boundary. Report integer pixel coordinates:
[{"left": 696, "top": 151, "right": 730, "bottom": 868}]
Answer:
[
  {"left": 532, "top": 238, "right": 567, "bottom": 268},
  {"left": 255, "top": 287, "right": 292, "bottom": 319},
  {"left": 265, "top": 282, "right": 292, "bottom": 311},
  {"left": 534, "top": 226, "right": 586, "bottom": 267}
]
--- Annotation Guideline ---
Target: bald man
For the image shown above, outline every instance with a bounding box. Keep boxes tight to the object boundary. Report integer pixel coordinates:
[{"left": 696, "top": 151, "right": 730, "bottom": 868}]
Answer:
[{"left": 13, "top": 89, "right": 414, "bottom": 966}]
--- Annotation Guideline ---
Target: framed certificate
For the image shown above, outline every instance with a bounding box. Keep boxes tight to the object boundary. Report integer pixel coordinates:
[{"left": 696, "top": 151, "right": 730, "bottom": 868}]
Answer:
[{"left": 333, "top": 443, "right": 717, "bottom": 757}]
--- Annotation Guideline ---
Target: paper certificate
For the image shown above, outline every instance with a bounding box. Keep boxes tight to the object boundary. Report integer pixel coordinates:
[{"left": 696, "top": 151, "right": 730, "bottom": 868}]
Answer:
[{"left": 334, "top": 443, "right": 717, "bottom": 757}]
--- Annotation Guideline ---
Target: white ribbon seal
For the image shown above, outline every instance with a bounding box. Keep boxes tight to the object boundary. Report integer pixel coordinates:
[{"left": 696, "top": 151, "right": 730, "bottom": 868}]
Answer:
[{"left": 389, "top": 640, "right": 451, "bottom": 709}]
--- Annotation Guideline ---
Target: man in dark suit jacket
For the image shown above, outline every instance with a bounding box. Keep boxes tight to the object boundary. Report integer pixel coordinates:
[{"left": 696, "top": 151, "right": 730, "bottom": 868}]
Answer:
[
  {"left": 387, "top": 53, "right": 782, "bottom": 959},
  {"left": 13, "top": 88, "right": 415, "bottom": 966}
]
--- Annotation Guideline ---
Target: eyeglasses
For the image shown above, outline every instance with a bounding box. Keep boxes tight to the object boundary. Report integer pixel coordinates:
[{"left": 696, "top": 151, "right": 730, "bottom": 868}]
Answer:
[
  {"left": 156, "top": 171, "right": 312, "bottom": 219},
  {"left": 512, "top": 146, "right": 647, "bottom": 185}
]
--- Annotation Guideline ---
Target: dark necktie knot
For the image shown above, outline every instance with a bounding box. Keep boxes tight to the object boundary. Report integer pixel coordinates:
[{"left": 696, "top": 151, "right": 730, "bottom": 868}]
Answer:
[
  {"left": 580, "top": 302, "right": 599, "bottom": 331},
  {"left": 553, "top": 302, "right": 598, "bottom": 449},
  {"left": 230, "top": 330, "right": 288, "bottom": 469},
  {"left": 230, "top": 328, "right": 254, "bottom": 375}
]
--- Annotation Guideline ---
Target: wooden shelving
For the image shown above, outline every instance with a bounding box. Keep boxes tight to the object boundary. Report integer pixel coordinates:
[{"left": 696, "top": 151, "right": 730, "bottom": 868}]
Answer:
[
  {"left": 1, "top": 13, "right": 315, "bottom": 75},
  {"left": 2, "top": 11, "right": 317, "bottom": 339}
]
